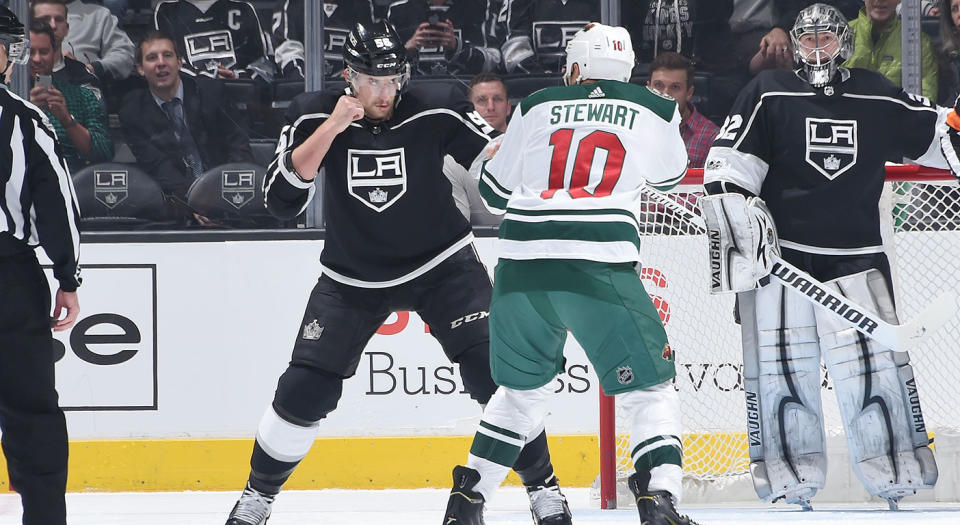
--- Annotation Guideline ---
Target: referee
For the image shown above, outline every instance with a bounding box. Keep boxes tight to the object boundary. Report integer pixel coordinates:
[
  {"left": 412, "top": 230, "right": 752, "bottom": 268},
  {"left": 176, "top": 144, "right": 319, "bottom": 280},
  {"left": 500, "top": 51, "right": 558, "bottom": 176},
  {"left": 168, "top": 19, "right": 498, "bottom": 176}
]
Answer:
[{"left": 0, "top": 6, "right": 81, "bottom": 525}]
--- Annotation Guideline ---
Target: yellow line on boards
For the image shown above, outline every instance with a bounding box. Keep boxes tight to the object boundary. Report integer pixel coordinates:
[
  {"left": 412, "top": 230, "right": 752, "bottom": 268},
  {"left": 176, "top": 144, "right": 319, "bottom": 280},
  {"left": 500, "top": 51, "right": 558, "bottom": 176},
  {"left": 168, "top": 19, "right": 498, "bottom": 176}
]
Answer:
[{"left": 0, "top": 435, "right": 600, "bottom": 492}]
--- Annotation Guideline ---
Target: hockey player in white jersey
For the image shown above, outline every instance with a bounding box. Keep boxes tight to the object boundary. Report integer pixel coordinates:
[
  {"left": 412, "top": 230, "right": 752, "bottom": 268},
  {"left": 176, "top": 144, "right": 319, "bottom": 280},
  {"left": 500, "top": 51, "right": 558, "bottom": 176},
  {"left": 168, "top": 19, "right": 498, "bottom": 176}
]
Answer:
[
  {"left": 442, "top": 23, "right": 699, "bottom": 525},
  {"left": 702, "top": 2, "right": 960, "bottom": 510}
]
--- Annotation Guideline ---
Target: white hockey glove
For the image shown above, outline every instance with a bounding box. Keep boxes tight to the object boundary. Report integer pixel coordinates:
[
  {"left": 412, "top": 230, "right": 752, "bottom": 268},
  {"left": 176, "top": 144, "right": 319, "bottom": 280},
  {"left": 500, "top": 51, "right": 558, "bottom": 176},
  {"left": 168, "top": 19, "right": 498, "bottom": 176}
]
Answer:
[{"left": 700, "top": 193, "right": 780, "bottom": 293}]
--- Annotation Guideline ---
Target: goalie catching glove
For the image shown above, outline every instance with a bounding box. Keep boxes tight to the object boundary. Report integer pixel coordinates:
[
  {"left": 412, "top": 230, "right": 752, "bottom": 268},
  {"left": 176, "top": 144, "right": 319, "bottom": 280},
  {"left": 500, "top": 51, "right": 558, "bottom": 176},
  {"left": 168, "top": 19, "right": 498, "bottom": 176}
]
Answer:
[{"left": 700, "top": 193, "right": 780, "bottom": 293}]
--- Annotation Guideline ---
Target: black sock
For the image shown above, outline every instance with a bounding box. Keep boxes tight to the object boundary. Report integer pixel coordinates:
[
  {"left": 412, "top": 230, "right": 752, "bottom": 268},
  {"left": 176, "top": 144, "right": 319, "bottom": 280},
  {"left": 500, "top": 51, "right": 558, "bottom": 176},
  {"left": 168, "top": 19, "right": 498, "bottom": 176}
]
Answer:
[{"left": 513, "top": 430, "right": 556, "bottom": 487}]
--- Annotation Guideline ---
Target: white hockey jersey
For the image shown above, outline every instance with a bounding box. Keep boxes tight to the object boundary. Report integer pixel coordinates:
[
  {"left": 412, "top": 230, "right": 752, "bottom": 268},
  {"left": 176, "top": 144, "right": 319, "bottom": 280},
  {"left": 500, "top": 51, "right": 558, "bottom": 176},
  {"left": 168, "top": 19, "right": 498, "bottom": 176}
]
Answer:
[{"left": 480, "top": 80, "right": 688, "bottom": 263}]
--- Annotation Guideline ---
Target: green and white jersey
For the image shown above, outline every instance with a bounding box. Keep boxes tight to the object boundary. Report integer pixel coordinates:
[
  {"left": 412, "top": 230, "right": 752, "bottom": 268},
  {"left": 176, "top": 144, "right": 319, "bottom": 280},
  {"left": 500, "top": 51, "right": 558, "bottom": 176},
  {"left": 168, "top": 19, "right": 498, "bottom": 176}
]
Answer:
[{"left": 479, "top": 80, "right": 688, "bottom": 263}]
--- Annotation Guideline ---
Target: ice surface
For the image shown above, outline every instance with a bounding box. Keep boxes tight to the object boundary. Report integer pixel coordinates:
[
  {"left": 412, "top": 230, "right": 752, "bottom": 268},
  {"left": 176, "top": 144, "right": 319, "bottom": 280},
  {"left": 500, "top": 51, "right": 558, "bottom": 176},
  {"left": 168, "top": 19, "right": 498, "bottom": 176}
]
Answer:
[{"left": 1, "top": 488, "right": 958, "bottom": 524}]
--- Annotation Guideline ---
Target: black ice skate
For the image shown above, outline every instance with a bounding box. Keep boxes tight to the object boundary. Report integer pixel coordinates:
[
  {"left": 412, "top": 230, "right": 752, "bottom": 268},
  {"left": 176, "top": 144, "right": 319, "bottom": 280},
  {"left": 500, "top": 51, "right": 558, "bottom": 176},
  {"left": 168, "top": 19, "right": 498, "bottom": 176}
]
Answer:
[
  {"left": 225, "top": 482, "right": 274, "bottom": 525},
  {"left": 526, "top": 474, "right": 573, "bottom": 524},
  {"left": 628, "top": 471, "right": 699, "bottom": 525},
  {"left": 442, "top": 465, "right": 485, "bottom": 525}
]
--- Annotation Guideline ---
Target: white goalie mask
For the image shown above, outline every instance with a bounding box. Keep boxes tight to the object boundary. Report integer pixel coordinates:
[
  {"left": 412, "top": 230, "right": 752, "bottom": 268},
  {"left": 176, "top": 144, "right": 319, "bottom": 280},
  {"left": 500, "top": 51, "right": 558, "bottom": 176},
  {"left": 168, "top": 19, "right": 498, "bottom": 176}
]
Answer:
[
  {"left": 790, "top": 3, "right": 853, "bottom": 88},
  {"left": 563, "top": 23, "right": 635, "bottom": 85}
]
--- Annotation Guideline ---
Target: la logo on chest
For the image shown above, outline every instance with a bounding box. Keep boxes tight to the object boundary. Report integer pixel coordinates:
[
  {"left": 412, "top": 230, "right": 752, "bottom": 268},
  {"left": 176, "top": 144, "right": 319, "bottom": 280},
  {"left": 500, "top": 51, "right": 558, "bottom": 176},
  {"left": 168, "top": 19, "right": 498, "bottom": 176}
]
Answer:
[
  {"left": 346, "top": 148, "right": 408, "bottom": 212},
  {"left": 805, "top": 118, "right": 858, "bottom": 180}
]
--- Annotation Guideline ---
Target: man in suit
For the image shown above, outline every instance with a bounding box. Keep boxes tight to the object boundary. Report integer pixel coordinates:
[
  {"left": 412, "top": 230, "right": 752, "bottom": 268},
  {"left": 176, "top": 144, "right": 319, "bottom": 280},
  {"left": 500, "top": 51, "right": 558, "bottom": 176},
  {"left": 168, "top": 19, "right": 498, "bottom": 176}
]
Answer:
[{"left": 119, "top": 30, "right": 253, "bottom": 201}]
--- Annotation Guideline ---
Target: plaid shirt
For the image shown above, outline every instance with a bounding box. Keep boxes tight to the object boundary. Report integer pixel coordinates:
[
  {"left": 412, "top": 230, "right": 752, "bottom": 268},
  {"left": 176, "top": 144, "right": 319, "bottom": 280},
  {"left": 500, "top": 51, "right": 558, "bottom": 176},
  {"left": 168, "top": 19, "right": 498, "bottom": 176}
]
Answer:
[
  {"left": 680, "top": 104, "right": 719, "bottom": 169},
  {"left": 42, "top": 79, "right": 113, "bottom": 172}
]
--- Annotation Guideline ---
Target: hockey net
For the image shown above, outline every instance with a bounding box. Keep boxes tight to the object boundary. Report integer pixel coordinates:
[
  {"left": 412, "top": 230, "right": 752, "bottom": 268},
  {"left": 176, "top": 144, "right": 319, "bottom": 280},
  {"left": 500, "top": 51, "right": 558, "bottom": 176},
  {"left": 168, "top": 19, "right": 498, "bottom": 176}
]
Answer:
[{"left": 595, "top": 166, "right": 960, "bottom": 508}]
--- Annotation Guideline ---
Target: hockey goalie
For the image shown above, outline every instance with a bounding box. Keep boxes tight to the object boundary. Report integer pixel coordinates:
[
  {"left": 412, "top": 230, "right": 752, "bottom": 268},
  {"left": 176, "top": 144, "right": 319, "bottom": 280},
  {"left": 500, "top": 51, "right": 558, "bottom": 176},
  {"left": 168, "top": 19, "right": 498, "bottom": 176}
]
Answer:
[{"left": 701, "top": 3, "right": 960, "bottom": 510}]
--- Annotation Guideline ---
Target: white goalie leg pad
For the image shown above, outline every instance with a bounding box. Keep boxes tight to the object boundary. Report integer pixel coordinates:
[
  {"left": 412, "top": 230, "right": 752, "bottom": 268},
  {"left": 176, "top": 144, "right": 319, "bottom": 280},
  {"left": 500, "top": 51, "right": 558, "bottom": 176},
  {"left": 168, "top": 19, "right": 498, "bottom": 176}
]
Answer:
[
  {"left": 255, "top": 404, "right": 320, "bottom": 463},
  {"left": 619, "top": 380, "right": 683, "bottom": 503},
  {"left": 742, "top": 282, "right": 827, "bottom": 505},
  {"left": 700, "top": 193, "right": 781, "bottom": 293},
  {"left": 467, "top": 384, "right": 553, "bottom": 501},
  {"left": 816, "top": 269, "right": 938, "bottom": 500}
]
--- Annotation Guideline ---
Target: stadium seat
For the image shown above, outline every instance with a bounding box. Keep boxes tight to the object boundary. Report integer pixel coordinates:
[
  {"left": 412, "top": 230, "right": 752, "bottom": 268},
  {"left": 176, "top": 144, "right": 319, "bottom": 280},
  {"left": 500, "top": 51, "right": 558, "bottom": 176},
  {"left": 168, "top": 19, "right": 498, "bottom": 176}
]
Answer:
[
  {"left": 407, "top": 76, "right": 470, "bottom": 104},
  {"left": 185, "top": 162, "right": 281, "bottom": 228},
  {"left": 72, "top": 162, "right": 168, "bottom": 230},
  {"left": 250, "top": 139, "right": 278, "bottom": 168},
  {"left": 504, "top": 74, "right": 563, "bottom": 102}
]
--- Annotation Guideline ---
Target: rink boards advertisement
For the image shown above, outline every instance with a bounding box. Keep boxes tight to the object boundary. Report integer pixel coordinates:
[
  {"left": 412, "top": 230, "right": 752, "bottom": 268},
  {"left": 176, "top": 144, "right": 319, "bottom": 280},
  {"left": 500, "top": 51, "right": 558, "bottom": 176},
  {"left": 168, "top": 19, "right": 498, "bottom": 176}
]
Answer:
[
  {"left": 15, "top": 232, "right": 960, "bottom": 491},
  {"left": 38, "top": 237, "right": 751, "bottom": 439}
]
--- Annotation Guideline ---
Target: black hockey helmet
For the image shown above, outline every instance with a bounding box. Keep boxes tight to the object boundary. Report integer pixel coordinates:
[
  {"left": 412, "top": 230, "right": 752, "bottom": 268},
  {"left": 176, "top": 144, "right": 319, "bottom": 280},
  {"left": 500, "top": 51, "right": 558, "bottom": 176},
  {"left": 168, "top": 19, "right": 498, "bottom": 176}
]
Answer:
[
  {"left": 0, "top": 5, "right": 28, "bottom": 70},
  {"left": 342, "top": 21, "right": 408, "bottom": 77}
]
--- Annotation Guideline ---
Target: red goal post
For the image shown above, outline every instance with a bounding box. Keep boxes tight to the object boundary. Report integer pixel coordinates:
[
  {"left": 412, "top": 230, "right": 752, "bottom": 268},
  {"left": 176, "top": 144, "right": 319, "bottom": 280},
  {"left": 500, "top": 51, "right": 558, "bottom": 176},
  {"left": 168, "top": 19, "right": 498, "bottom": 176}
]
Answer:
[{"left": 597, "top": 165, "right": 959, "bottom": 509}]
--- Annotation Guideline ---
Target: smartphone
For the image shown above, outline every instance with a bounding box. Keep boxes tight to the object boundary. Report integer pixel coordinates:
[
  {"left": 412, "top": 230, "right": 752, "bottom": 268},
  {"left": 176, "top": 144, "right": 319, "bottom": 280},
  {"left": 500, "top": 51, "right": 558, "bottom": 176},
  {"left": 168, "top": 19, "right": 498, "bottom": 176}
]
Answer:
[
  {"left": 35, "top": 74, "right": 53, "bottom": 89},
  {"left": 427, "top": 14, "right": 443, "bottom": 29}
]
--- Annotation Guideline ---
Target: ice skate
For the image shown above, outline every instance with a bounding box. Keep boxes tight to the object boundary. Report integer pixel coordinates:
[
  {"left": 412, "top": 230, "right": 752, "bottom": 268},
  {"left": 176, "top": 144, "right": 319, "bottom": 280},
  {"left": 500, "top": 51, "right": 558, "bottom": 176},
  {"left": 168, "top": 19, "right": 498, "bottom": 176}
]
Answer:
[
  {"left": 526, "top": 475, "right": 573, "bottom": 524},
  {"left": 442, "top": 465, "right": 485, "bottom": 524},
  {"left": 225, "top": 482, "right": 274, "bottom": 525},
  {"left": 628, "top": 471, "right": 699, "bottom": 525}
]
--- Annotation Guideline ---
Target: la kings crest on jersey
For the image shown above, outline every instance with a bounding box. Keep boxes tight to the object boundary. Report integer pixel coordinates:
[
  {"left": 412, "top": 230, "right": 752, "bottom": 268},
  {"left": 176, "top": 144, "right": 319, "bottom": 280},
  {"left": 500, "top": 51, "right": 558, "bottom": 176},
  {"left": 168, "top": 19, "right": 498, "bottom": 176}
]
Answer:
[
  {"left": 806, "top": 118, "right": 857, "bottom": 179},
  {"left": 347, "top": 147, "right": 407, "bottom": 211}
]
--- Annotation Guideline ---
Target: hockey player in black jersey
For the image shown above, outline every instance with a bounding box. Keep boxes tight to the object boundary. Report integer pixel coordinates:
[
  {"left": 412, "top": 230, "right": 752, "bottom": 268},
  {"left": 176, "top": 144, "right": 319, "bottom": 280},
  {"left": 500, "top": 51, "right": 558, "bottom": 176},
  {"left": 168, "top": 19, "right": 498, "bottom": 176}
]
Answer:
[
  {"left": 703, "top": 3, "right": 958, "bottom": 510},
  {"left": 271, "top": 0, "right": 375, "bottom": 79},
  {"left": 500, "top": 0, "right": 597, "bottom": 74},
  {"left": 224, "top": 21, "right": 571, "bottom": 525},
  {"left": 386, "top": 0, "right": 502, "bottom": 76},
  {"left": 154, "top": 0, "right": 271, "bottom": 79}
]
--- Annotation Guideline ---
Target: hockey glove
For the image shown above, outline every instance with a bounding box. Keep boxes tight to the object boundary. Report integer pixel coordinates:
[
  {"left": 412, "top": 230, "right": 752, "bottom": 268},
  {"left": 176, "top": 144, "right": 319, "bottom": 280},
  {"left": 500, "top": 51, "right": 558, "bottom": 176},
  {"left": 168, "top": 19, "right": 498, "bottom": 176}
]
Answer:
[{"left": 939, "top": 97, "right": 960, "bottom": 177}]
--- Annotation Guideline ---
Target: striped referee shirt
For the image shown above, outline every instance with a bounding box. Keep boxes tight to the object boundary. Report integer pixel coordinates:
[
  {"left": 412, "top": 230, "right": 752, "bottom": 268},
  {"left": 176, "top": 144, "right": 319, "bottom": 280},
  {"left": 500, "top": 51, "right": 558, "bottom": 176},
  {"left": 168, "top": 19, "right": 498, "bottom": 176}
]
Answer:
[{"left": 0, "top": 85, "right": 81, "bottom": 291}]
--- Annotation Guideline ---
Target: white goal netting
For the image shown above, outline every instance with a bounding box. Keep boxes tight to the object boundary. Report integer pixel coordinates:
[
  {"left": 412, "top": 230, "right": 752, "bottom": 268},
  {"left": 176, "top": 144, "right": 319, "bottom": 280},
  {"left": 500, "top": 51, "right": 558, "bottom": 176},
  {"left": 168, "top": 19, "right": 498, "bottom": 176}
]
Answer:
[{"left": 597, "top": 169, "right": 960, "bottom": 507}]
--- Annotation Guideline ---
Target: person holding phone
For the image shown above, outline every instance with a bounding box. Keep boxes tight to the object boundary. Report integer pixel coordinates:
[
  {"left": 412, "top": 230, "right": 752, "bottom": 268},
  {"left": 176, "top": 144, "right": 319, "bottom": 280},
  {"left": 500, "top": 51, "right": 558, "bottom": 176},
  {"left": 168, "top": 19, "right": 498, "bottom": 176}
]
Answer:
[
  {"left": 388, "top": 0, "right": 502, "bottom": 75},
  {"left": 223, "top": 20, "right": 572, "bottom": 525},
  {"left": 29, "top": 19, "right": 111, "bottom": 171}
]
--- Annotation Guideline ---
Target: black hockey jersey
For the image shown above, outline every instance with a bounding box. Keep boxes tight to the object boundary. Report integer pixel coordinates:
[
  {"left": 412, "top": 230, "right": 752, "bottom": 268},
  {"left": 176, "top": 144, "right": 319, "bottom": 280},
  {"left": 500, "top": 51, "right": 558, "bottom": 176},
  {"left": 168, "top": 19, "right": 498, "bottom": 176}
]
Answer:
[
  {"left": 272, "top": 0, "right": 375, "bottom": 79},
  {"left": 500, "top": 0, "right": 596, "bottom": 74},
  {"left": 629, "top": 0, "right": 696, "bottom": 64},
  {"left": 704, "top": 68, "right": 950, "bottom": 256},
  {"left": 387, "top": 0, "right": 501, "bottom": 76},
  {"left": 155, "top": 0, "right": 269, "bottom": 77},
  {"left": 264, "top": 88, "right": 496, "bottom": 287}
]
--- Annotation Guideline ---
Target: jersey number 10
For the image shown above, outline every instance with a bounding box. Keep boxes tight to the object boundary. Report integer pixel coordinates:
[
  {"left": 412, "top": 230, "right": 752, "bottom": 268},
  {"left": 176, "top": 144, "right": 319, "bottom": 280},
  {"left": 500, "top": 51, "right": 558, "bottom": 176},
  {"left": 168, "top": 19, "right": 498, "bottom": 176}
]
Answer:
[{"left": 542, "top": 129, "right": 625, "bottom": 199}]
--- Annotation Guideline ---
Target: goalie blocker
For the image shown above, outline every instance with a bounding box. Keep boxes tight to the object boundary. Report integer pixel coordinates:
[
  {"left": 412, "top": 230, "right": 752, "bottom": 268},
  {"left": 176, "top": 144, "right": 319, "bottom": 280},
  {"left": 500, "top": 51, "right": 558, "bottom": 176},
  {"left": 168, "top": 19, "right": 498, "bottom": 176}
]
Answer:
[{"left": 699, "top": 192, "right": 780, "bottom": 293}]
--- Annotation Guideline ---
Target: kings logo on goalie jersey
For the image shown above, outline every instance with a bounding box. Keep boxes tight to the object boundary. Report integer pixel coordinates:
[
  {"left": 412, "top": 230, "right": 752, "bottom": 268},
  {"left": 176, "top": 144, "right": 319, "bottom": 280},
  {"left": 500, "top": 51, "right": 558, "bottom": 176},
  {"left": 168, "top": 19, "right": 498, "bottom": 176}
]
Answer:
[{"left": 805, "top": 118, "right": 857, "bottom": 179}]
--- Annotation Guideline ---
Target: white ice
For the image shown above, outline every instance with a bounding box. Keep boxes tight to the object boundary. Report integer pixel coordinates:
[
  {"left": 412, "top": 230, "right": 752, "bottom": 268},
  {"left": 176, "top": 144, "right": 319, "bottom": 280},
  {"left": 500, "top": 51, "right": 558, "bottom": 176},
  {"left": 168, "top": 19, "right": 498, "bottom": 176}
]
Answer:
[{"left": 2, "top": 488, "right": 959, "bottom": 524}]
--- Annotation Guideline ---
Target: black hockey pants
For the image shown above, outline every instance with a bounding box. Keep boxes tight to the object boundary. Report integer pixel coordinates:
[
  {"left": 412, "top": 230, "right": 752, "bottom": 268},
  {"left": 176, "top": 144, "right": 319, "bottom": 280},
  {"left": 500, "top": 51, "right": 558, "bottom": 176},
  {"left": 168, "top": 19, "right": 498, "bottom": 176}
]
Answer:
[{"left": 0, "top": 251, "right": 68, "bottom": 525}]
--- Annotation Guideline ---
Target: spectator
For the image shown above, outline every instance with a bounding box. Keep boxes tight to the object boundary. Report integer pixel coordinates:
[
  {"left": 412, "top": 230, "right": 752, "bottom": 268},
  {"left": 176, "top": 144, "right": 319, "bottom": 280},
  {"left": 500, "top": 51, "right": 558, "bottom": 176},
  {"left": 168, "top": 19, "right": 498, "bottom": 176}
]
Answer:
[
  {"left": 271, "top": 0, "right": 374, "bottom": 79},
  {"left": 844, "top": 0, "right": 939, "bottom": 100},
  {"left": 154, "top": 0, "right": 272, "bottom": 80},
  {"left": 500, "top": 0, "right": 597, "bottom": 75},
  {"left": 649, "top": 52, "right": 718, "bottom": 168},
  {"left": 62, "top": 0, "right": 135, "bottom": 82},
  {"left": 29, "top": 20, "right": 112, "bottom": 171},
  {"left": 443, "top": 72, "right": 508, "bottom": 226},
  {"left": 387, "top": 0, "right": 502, "bottom": 76},
  {"left": 626, "top": 0, "right": 699, "bottom": 64},
  {"left": 941, "top": 0, "right": 960, "bottom": 102},
  {"left": 31, "top": 0, "right": 102, "bottom": 99},
  {"left": 119, "top": 30, "right": 253, "bottom": 200}
]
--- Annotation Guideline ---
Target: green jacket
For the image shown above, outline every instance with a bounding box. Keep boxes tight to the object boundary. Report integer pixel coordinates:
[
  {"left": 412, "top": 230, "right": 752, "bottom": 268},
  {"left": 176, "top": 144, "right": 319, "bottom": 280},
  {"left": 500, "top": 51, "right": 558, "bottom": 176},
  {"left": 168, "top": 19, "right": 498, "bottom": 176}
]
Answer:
[
  {"left": 43, "top": 78, "right": 113, "bottom": 172},
  {"left": 843, "top": 9, "right": 938, "bottom": 101}
]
